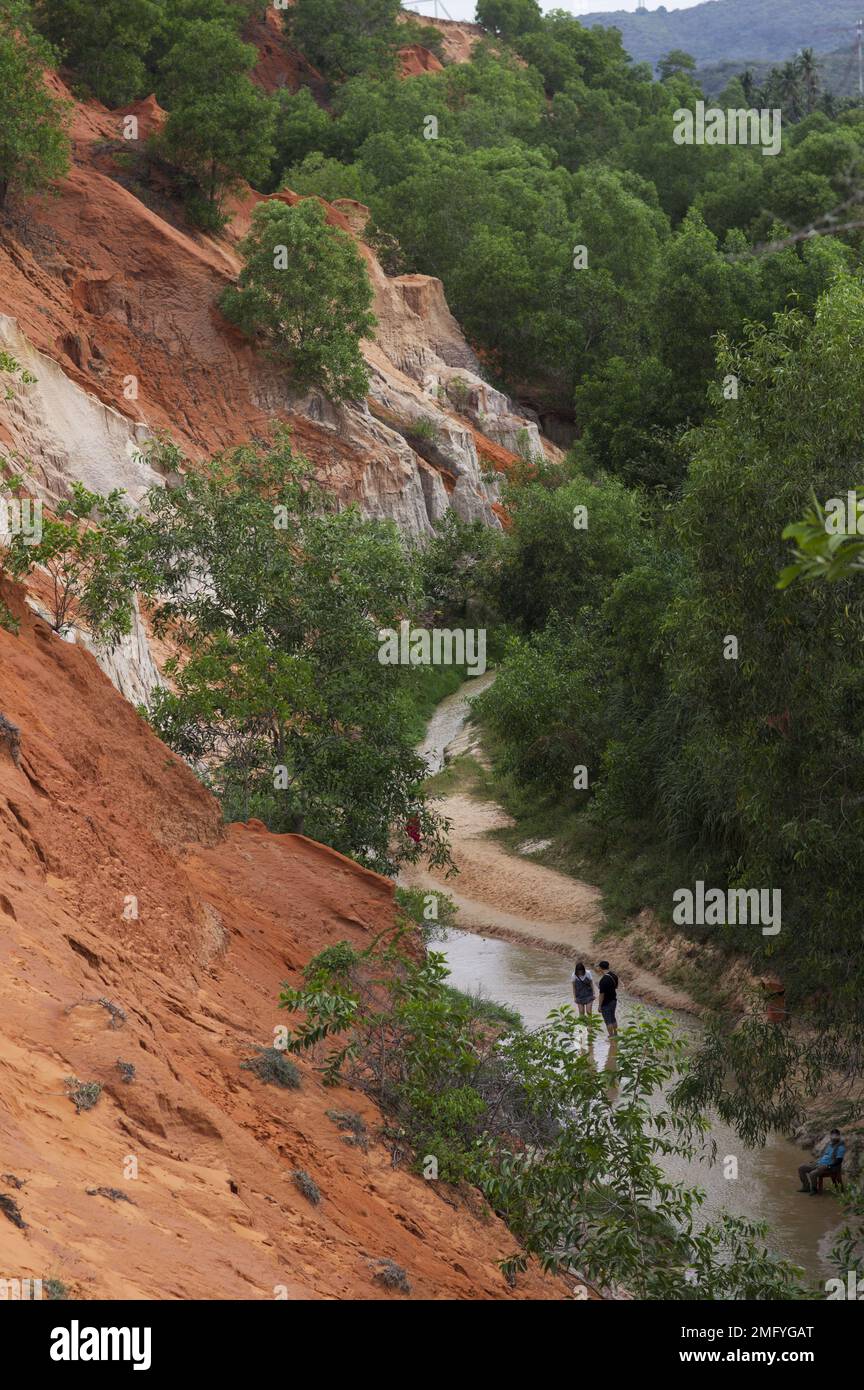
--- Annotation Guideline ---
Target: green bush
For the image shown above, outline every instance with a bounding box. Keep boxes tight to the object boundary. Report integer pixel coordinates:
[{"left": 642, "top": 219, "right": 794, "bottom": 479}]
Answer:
[
  {"left": 156, "top": 20, "right": 275, "bottom": 222},
  {"left": 219, "top": 199, "right": 375, "bottom": 402},
  {"left": 64, "top": 1078, "right": 103, "bottom": 1113},
  {"left": 137, "top": 432, "right": 452, "bottom": 876},
  {"left": 3, "top": 482, "right": 150, "bottom": 647}
]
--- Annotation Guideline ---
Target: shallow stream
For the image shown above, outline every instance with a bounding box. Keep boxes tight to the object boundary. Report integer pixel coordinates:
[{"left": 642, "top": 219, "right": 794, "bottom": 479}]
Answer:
[{"left": 417, "top": 679, "right": 842, "bottom": 1284}]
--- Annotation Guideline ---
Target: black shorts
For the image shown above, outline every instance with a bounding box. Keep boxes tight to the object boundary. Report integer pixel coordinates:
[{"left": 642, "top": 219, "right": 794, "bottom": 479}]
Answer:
[{"left": 600, "top": 1000, "right": 617, "bottom": 1026}]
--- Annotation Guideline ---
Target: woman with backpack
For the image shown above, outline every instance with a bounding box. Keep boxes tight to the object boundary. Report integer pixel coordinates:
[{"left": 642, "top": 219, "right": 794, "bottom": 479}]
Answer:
[{"left": 571, "top": 962, "right": 595, "bottom": 1015}]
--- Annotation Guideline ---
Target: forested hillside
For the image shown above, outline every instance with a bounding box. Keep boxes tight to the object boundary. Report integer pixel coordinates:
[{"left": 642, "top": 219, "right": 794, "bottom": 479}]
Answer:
[{"left": 580, "top": 0, "right": 863, "bottom": 69}]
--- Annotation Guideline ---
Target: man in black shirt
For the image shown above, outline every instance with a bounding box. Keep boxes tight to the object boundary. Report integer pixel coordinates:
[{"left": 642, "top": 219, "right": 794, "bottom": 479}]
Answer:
[{"left": 597, "top": 960, "right": 619, "bottom": 1036}]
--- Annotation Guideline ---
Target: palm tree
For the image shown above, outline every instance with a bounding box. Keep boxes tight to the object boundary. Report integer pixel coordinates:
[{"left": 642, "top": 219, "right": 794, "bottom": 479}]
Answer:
[
  {"left": 778, "top": 58, "right": 803, "bottom": 121},
  {"left": 740, "top": 68, "right": 756, "bottom": 105},
  {"left": 798, "top": 48, "right": 820, "bottom": 114}
]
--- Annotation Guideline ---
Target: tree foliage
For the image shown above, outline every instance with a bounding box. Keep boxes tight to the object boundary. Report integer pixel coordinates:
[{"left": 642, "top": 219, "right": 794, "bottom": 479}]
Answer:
[
  {"left": 3, "top": 483, "right": 148, "bottom": 644},
  {"left": 136, "top": 432, "right": 451, "bottom": 874},
  {"left": 481, "top": 270, "right": 864, "bottom": 1133},
  {"left": 0, "top": 2, "right": 69, "bottom": 210},
  {"left": 287, "top": 0, "right": 402, "bottom": 82},
  {"left": 219, "top": 199, "right": 375, "bottom": 401},
  {"left": 36, "top": 0, "right": 163, "bottom": 106},
  {"left": 156, "top": 19, "right": 274, "bottom": 226}
]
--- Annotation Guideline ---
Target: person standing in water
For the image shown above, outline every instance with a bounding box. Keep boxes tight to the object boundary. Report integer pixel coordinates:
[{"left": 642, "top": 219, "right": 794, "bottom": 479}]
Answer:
[
  {"left": 597, "top": 960, "right": 619, "bottom": 1036},
  {"left": 571, "top": 962, "right": 595, "bottom": 1015}
]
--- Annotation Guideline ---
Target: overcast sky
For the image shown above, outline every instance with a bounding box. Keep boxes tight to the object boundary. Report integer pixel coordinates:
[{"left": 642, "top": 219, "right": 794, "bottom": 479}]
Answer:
[{"left": 414, "top": 1, "right": 704, "bottom": 21}]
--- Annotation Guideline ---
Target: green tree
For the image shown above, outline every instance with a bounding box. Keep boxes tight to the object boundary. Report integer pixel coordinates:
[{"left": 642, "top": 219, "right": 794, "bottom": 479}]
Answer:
[
  {"left": 798, "top": 48, "right": 820, "bottom": 115},
  {"left": 219, "top": 198, "right": 375, "bottom": 401},
  {"left": 475, "top": 0, "right": 543, "bottom": 42},
  {"left": 287, "top": 0, "right": 401, "bottom": 82},
  {"left": 156, "top": 16, "right": 257, "bottom": 108},
  {"left": 658, "top": 274, "right": 864, "bottom": 1116},
  {"left": 779, "top": 489, "right": 864, "bottom": 587},
  {"left": 138, "top": 433, "right": 451, "bottom": 874},
  {"left": 657, "top": 49, "right": 696, "bottom": 82},
  {"left": 492, "top": 469, "right": 645, "bottom": 633},
  {"left": 36, "top": 0, "right": 163, "bottom": 106},
  {"left": 776, "top": 58, "right": 804, "bottom": 122},
  {"left": 270, "top": 86, "right": 334, "bottom": 185},
  {"left": 573, "top": 354, "right": 683, "bottom": 488},
  {"left": 653, "top": 212, "right": 761, "bottom": 419},
  {"left": 3, "top": 482, "right": 149, "bottom": 645},
  {"left": 157, "top": 21, "right": 275, "bottom": 226},
  {"left": 282, "top": 151, "right": 367, "bottom": 205},
  {"left": 0, "top": 2, "right": 69, "bottom": 210}
]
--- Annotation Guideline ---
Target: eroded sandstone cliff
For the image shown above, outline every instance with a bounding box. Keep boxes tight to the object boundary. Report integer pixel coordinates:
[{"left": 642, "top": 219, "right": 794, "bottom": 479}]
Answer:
[
  {"left": 0, "top": 66, "right": 550, "bottom": 544},
  {"left": 0, "top": 582, "right": 568, "bottom": 1300}
]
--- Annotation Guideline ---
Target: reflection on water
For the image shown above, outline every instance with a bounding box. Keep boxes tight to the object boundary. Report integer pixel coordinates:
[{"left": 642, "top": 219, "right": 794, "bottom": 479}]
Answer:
[{"left": 439, "top": 927, "right": 841, "bottom": 1285}]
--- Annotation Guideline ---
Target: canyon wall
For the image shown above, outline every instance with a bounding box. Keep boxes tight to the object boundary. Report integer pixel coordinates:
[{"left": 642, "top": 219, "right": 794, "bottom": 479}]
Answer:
[{"left": 0, "top": 583, "right": 568, "bottom": 1300}]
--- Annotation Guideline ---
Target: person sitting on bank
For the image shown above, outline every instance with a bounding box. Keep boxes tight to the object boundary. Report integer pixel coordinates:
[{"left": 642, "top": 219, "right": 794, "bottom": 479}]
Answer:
[
  {"left": 798, "top": 1129, "right": 845, "bottom": 1195},
  {"left": 597, "top": 960, "right": 619, "bottom": 1037},
  {"left": 571, "top": 962, "right": 595, "bottom": 1015}
]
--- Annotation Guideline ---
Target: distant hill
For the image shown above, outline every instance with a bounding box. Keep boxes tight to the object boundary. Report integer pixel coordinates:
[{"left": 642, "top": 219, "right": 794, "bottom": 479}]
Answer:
[
  {"left": 697, "top": 44, "right": 863, "bottom": 100},
  {"left": 580, "top": 0, "right": 863, "bottom": 72}
]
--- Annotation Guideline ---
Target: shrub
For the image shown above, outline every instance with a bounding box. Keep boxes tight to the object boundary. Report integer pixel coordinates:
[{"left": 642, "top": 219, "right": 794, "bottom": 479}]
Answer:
[
  {"left": 291, "top": 1169, "right": 321, "bottom": 1205},
  {"left": 0, "top": 1193, "right": 26, "bottom": 1228},
  {"left": 372, "top": 1258, "right": 410, "bottom": 1294},
  {"left": 326, "top": 1108, "right": 369, "bottom": 1150},
  {"left": 394, "top": 886, "right": 458, "bottom": 938},
  {"left": 240, "top": 1047, "right": 300, "bottom": 1089},
  {"left": 283, "top": 152, "right": 367, "bottom": 205},
  {"left": 156, "top": 20, "right": 275, "bottom": 224},
  {"left": 37, "top": 0, "right": 163, "bottom": 107},
  {"left": 287, "top": 0, "right": 402, "bottom": 82},
  {"left": 446, "top": 377, "right": 472, "bottom": 410},
  {"left": 138, "top": 433, "right": 452, "bottom": 876},
  {"left": 405, "top": 416, "right": 440, "bottom": 444},
  {"left": 3, "top": 484, "right": 150, "bottom": 647},
  {"left": 64, "top": 1078, "right": 102, "bottom": 1113}
]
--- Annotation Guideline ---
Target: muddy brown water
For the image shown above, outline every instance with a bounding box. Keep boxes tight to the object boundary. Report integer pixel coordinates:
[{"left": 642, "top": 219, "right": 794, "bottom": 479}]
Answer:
[{"left": 409, "top": 678, "right": 842, "bottom": 1285}]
